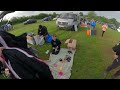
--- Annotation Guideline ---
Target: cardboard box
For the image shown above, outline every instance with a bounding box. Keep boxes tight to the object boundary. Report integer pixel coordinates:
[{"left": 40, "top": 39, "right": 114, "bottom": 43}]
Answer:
[{"left": 65, "top": 39, "right": 77, "bottom": 50}]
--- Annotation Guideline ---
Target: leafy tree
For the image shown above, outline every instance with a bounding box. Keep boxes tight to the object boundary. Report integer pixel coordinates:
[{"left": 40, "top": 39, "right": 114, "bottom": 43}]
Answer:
[
  {"left": 79, "top": 12, "right": 83, "bottom": 16},
  {"left": 52, "top": 12, "right": 57, "bottom": 18},
  {"left": 87, "top": 11, "right": 97, "bottom": 19}
]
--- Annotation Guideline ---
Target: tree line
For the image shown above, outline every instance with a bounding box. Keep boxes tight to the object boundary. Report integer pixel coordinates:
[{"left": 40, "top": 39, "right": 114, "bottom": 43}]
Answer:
[
  {"left": 0, "top": 12, "right": 58, "bottom": 26},
  {"left": 0, "top": 11, "right": 119, "bottom": 27},
  {"left": 79, "top": 11, "right": 120, "bottom": 27}
]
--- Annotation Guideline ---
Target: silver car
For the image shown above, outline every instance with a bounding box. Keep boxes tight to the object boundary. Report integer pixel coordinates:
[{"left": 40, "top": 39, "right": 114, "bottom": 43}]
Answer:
[{"left": 56, "top": 13, "right": 80, "bottom": 31}]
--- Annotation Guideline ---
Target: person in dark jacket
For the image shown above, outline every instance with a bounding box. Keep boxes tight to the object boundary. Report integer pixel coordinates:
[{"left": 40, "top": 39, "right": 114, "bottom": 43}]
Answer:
[
  {"left": 0, "top": 31, "right": 38, "bottom": 57},
  {"left": 0, "top": 31, "right": 28, "bottom": 49},
  {"left": 103, "top": 42, "right": 120, "bottom": 78},
  {"left": 0, "top": 47, "right": 53, "bottom": 79},
  {"left": 51, "top": 34, "right": 61, "bottom": 55},
  {"left": 38, "top": 25, "right": 48, "bottom": 39}
]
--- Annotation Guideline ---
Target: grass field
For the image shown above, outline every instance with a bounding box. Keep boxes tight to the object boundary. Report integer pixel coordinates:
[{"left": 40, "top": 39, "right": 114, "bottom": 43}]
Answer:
[{"left": 1, "top": 20, "right": 120, "bottom": 79}]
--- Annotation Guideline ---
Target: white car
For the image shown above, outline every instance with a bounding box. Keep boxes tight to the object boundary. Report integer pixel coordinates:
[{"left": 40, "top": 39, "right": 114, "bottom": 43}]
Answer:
[
  {"left": 117, "top": 27, "right": 120, "bottom": 32},
  {"left": 56, "top": 12, "right": 80, "bottom": 31}
]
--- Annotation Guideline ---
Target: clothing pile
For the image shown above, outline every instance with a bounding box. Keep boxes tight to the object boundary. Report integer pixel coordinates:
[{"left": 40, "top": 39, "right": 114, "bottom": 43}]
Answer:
[
  {"left": 27, "top": 33, "right": 45, "bottom": 45},
  {"left": 59, "top": 55, "right": 71, "bottom": 62},
  {"left": 0, "top": 31, "right": 53, "bottom": 79}
]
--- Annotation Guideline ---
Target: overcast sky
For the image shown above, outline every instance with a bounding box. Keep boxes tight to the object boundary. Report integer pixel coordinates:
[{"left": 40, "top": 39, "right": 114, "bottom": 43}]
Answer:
[{"left": 2, "top": 11, "right": 120, "bottom": 22}]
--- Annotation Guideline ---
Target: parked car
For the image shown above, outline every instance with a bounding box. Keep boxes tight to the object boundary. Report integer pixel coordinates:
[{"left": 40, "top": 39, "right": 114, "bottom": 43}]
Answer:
[
  {"left": 56, "top": 12, "right": 80, "bottom": 31},
  {"left": 108, "top": 24, "right": 117, "bottom": 30},
  {"left": 0, "top": 24, "right": 13, "bottom": 31},
  {"left": 0, "top": 25, "right": 5, "bottom": 31},
  {"left": 42, "top": 16, "right": 52, "bottom": 21},
  {"left": 23, "top": 19, "right": 37, "bottom": 25}
]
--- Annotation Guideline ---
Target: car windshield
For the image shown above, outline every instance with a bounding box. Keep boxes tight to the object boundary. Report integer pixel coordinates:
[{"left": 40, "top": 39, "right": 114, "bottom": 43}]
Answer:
[{"left": 60, "top": 13, "right": 75, "bottom": 19}]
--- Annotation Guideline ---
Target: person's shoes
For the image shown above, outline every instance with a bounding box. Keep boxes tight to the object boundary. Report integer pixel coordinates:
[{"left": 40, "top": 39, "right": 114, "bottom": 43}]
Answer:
[
  {"left": 52, "top": 52, "right": 55, "bottom": 54},
  {"left": 65, "top": 55, "right": 71, "bottom": 62},
  {"left": 54, "top": 51, "right": 59, "bottom": 55},
  {"left": 55, "top": 52, "right": 59, "bottom": 55},
  {"left": 55, "top": 53, "right": 58, "bottom": 55},
  {"left": 52, "top": 49, "right": 55, "bottom": 54},
  {"left": 52, "top": 51, "right": 55, "bottom": 54}
]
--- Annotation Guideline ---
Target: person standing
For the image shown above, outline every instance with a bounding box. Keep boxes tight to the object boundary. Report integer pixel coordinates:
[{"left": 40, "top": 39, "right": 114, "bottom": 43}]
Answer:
[
  {"left": 90, "top": 19, "right": 96, "bottom": 35},
  {"left": 102, "top": 23, "right": 108, "bottom": 37},
  {"left": 90, "top": 19, "right": 96, "bottom": 30}
]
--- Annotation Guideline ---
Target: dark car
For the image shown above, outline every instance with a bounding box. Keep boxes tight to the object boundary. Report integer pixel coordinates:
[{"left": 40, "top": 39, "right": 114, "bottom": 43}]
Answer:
[
  {"left": 0, "top": 24, "right": 13, "bottom": 31},
  {"left": 0, "top": 24, "right": 7, "bottom": 31},
  {"left": 112, "top": 25, "right": 117, "bottom": 30},
  {"left": 108, "top": 24, "right": 117, "bottom": 30},
  {"left": 0, "top": 26, "right": 5, "bottom": 31},
  {"left": 108, "top": 24, "right": 112, "bottom": 28},
  {"left": 42, "top": 16, "right": 52, "bottom": 21},
  {"left": 23, "top": 19, "right": 37, "bottom": 25}
]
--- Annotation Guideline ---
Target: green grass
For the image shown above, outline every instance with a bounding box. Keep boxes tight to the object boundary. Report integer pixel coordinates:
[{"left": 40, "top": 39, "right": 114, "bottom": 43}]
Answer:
[{"left": 1, "top": 20, "right": 120, "bottom": 79}]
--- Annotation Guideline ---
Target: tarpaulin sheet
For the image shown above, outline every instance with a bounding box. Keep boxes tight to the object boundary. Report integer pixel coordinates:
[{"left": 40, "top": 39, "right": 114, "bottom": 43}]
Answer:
[{"left": 45, "top": 48, "right": 76, "bottom": 79}]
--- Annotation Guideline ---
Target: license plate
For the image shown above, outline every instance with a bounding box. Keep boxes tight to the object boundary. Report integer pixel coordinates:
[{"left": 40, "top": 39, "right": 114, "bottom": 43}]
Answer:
[{"left": 59, "top": 25, "right": 65, "bottom": 27}]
